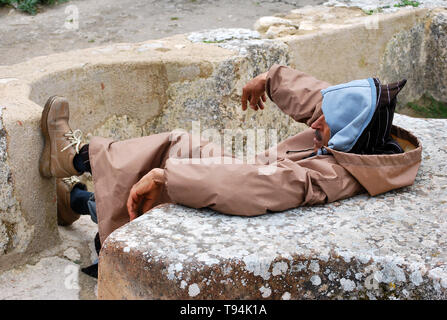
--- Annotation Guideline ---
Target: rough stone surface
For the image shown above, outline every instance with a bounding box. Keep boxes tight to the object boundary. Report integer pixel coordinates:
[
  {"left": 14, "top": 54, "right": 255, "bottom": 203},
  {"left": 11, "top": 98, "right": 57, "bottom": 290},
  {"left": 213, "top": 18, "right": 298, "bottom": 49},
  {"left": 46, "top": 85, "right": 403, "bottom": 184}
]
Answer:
[
  {"left": 254, "top": 16, "right": 300, "bottom": 38},
  {"left": 0, "top": 96, "right": 57, "bottom": 267},
  {"left": 267, "top": 6, "right": 431, "bottom": 85},
  {"left": 0, "top": 83, "right": 59, "bottom": 270},
  {"left": 99, "top": 115, "right": 447, "bottom": 300},
  {"left": 425, "top": 9, "right": 447, "bottom": 103},
  {"left": 0, "top": 215, "right": 99, "bottom": 300},
  {"left": 0, "top": 256, "right": 80, "bottom": 300},
  {"left": 255, "top": 6, "right": 367, "bottom": 38},
  {"left": 379, "top": 8, "right": 447, "bottom": 106},
  {"left": 254, "top": 5, "right": 447, "bottom": 106},
  {"left": 379, "top": 17, "right": 427, "bottom": 105}
]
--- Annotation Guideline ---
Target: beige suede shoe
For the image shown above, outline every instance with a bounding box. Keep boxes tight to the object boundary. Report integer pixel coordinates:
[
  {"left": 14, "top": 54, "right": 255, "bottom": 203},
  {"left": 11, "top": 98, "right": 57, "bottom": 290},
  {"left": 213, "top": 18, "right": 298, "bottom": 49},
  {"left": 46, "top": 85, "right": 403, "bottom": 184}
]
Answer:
[
  {"left": 39, "top": 96, "right": 83, "bottom": 178},
  {"left": 56, "top": 176, "right": 85, "bottom": 226}
]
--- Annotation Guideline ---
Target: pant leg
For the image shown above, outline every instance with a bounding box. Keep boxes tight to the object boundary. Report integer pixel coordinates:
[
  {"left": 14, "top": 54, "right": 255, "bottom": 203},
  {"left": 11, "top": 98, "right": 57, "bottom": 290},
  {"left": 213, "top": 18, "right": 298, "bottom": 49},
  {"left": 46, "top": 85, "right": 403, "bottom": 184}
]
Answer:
[{"left": 90, "top": 131, "right": 224, "bottom": 244}]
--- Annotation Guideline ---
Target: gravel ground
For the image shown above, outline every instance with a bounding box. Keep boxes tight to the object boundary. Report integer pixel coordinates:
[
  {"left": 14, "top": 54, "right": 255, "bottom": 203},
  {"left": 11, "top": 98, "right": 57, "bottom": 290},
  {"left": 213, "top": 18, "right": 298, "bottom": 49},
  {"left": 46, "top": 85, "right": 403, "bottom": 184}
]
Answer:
[
  {"left": 327, "top": 0, "right": 447, "bottom": 10},
  {"left": 1, "top": 0, "right": 446, "bottom": 66},
  {"left": 0, "top": 0, "right": 324, "bottom": 66}
]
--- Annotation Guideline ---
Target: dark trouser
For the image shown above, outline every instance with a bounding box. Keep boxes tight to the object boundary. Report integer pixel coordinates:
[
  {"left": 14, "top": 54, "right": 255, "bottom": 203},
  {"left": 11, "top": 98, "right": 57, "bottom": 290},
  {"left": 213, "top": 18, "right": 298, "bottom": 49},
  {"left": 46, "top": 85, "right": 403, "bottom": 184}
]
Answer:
[
  {"left": 70, "top": 144, "right": 101, "bottom": 278},
  {"left": 71, "top": 144, "right": 97, "bottom": 223},
  {"left": 71, "top": 144, "right": 100, "bottom": 278},
  {"left": 70, "top": 187, "right": 97, "bottom": 224}
]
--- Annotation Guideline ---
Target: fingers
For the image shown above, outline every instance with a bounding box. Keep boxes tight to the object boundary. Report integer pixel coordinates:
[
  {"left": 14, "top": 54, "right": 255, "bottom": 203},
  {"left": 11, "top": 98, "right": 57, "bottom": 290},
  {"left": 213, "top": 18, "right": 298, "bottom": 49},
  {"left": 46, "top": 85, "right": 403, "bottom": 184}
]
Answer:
[
  {"left": 127, "top": 179, "right": 153, "bottom": 220},
  {"left": 127, "top": 180, "right": 164, "bottom": 221},
  {"left": 243, "top": 87, "right": 263, "bottom": 112},
  {"left": 243, "top": 92, "right": 259, "bottom": 112},
  {"left": 127, "top": 186, "right": 140, "bottom": 221},
  {"left": 258, "top": 93, "right": 267, "bottom": 109},
  {"left": 243, "top": 90, "right": 266, "bottom": 111},
  {"left": 250, "top": 96, "right": 267, "bottom": 111},
  {"left": 242, "top": 73, "right": 268, "bottom": 111},
  {"left": 257, "top": 98, "right": 265, "bottom": 110},
  {"left": 126, "top": 169, "right": 166, "bottom": 221},
  {"left": 249, "top": 95, "right": 259, "bottom": 111},
  {"left": 142, "top": 197, "right": 155, "bottom": 214}
]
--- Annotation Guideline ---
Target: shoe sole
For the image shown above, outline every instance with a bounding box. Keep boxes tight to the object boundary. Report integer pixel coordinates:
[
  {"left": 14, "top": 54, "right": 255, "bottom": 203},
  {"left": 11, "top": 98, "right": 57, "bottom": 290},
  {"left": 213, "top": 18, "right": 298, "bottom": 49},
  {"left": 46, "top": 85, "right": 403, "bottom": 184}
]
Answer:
[{"left": 39, "top": 95, "right": 59, "bottom": 178}]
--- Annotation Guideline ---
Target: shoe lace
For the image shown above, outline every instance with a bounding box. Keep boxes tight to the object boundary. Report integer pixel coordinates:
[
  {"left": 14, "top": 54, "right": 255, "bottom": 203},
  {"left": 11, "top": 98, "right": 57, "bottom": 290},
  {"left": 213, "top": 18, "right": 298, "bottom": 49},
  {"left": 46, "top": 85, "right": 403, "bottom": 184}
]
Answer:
[
  {"left": 61, "top": 129, "right": 83, "bottom": 154},
  {"left": 62, "top": 176, "right": 81, "bottom": 188}
]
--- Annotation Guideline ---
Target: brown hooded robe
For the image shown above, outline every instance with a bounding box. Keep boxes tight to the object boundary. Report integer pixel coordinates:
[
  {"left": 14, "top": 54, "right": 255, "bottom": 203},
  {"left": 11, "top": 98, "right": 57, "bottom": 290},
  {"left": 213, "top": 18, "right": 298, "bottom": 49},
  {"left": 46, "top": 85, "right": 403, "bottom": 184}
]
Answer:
[{"left": 89, "top": 64, "right": 422, "bottom": 244}]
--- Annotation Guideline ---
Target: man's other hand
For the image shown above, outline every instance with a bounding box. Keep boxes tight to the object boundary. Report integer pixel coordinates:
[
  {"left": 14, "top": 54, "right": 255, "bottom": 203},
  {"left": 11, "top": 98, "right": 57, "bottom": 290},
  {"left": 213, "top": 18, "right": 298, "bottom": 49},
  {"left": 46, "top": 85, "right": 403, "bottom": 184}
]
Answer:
[
  {"left": 241, "top": 71, "right": 268, "bottom": 111},
  {"left": 127, "top": 168, "right": 165, "bottom": 221}
]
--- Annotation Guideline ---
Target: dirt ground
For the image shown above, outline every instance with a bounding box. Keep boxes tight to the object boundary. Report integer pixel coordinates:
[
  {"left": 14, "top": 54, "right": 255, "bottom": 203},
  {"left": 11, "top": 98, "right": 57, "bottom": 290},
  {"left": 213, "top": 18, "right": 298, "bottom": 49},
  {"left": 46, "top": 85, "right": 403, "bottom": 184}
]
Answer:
[{"left": 0, "top": 0, "right": 324, "bottom": 66}]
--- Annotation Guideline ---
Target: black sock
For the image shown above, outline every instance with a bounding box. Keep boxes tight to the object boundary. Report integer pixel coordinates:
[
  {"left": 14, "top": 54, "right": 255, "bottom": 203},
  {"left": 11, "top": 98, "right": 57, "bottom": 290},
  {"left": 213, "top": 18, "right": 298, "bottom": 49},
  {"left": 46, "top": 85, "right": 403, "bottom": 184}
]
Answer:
[
  {"left": 70, "top": 184, "right": 93, "bottom": 215},
  {"left": 73, "top": 144, "right": 91, "bottom": 174}
]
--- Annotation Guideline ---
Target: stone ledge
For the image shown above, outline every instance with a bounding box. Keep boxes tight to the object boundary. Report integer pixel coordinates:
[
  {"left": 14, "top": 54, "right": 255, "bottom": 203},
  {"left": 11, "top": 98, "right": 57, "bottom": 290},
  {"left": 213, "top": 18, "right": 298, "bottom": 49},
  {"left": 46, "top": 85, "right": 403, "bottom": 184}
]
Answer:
[{"left": 98, "top": 115, "right": 447, "bottom": 300}]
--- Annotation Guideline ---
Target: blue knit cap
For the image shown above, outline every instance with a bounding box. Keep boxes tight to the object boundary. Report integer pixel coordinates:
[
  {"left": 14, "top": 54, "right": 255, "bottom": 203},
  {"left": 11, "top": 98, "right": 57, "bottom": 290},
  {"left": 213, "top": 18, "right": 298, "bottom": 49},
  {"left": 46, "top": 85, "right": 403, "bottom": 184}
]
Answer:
[{"left": 320, "top": 78, "right": 377, "bottom": 152}]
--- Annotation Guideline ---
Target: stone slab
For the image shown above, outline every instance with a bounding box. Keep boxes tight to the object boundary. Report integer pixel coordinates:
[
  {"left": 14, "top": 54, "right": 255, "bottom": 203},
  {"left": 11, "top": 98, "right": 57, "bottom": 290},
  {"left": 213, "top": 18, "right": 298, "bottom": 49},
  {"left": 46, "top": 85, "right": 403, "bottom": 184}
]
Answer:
[
  {"left": 98, "top": 114, "right": 447, "bottom": 300},
  {"left": 0, "top": 215, "right": 99, "bottom": 300},
  {"left": 0, "top": 256, "right": 80, "bottom": 300}
]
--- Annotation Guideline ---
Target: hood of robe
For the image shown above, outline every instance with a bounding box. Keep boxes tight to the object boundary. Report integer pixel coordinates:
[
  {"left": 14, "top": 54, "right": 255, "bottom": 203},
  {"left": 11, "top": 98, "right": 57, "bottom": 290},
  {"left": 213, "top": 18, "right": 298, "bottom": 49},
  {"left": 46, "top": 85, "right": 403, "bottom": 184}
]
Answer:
[
  {"left": 319, "top": 78, "right": 421, "bottom": 195},
  {"left": 326, "top": 125, "right": 422, "bottom": 196}
]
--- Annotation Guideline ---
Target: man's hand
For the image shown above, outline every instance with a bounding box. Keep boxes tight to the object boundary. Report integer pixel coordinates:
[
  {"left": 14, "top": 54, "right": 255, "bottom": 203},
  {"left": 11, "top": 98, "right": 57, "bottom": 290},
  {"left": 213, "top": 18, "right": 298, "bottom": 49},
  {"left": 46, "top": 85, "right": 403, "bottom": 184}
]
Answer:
[
  {"left": 127, "top": 168, "right": 165, "bottom": 221},
  {"left": 241, "top": 71, "right": 268, "bottom": 111}
]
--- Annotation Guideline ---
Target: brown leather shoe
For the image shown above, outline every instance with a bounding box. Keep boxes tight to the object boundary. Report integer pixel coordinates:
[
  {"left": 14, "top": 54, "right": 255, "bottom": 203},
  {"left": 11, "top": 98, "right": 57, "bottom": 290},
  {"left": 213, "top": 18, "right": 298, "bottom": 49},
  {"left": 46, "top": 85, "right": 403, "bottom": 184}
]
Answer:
[
  {"left": 56, "top": 176, "right": 85, "bottom": 226},
  {"left": 39, "top": 96, "right": 82, "bottom": 178}
]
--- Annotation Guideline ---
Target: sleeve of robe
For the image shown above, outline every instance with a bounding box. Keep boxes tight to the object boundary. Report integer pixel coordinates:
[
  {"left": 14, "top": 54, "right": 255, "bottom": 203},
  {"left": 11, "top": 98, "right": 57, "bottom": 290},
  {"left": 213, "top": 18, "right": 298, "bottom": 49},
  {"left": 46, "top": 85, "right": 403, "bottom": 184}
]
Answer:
[
  {"left": 164, "top": 155, "right": 361, "bottom": 216},
  {"left": 265, "top": 64, "right": 331, "bottom": 126},
  {"left": 163, "top": 65, "right": 362, "bottom": 216}
]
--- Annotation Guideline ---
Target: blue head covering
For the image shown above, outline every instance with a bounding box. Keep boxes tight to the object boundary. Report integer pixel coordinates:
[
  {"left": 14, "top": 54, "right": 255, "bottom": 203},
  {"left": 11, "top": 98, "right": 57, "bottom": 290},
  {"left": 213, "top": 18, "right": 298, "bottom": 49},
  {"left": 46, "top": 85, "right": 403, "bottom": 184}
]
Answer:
[{"left": 320, "top": 78, "right": 377, "bottom": 152}]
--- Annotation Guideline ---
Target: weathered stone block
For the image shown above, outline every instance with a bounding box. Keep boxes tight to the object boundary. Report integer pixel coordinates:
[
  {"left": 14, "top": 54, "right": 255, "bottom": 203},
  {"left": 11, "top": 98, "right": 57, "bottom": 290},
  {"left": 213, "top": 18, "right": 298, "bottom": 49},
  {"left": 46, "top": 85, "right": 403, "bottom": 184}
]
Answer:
[
  {"left": 424, "top": 9, "right": 447, "bottom": 103},
  {"left": 0, "top": 81, "right": 59, "bottom": 270},
  {"left": 98, "top": 115, "right": 447, "bottom": 300},
  {"left": 279, "top": 7, "right": 429, "bottom": 85}
]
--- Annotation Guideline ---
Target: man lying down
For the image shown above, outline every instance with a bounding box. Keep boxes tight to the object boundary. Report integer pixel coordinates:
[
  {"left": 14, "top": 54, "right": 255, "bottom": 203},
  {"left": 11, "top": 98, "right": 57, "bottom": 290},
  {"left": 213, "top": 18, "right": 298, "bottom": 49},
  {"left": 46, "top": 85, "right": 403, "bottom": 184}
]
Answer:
[{"left": 38, "top": 64, "right": 422, "bottom": 277}]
